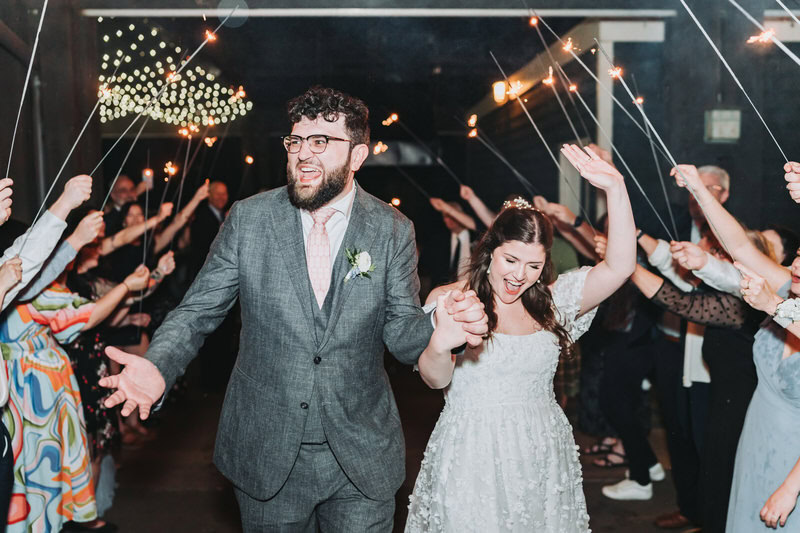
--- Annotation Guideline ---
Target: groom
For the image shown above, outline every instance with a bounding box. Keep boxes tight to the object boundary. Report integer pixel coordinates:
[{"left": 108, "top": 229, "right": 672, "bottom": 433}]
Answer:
[{"left": 100, "top": 86, "right": 487, "bottom": 531}]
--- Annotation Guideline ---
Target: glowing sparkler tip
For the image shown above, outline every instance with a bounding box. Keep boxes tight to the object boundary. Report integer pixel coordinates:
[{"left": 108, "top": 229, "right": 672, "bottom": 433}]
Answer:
[
  {"left": 529, "top": 16, "right": 538, "bottom": 26},
  {"left": 608, "top": 66, "right": 623, "bottom": 79},
  {"left": 542, "top": 66, "right": 555, "bottom": 86},
  {"left": 746, "top": 28, "right": 775, "bottom": 45},
  {"left": 467, "top": 128, "right": 478, "bottom": 138},
  {"left": 391, "top": 197, "right": 401, "bottom": 207},
  {"left": 568, "top": 84, "right": 578, "bottom": 92},
  {"left": 143, "top": 169, "right": 153, "bottom": 178},
  {"left": 204, "top": 136, "right": 218, "bottom": 147},
  {"left": 372, "top": 141, "right": 389, "bottom": 155},
  {"left": 467, "top": 114, "right": 478, "bottom": 128},
  {"left": 390, "top": 113, "right": 399, "bottom": 122},
  {"left": 563, "top": 38, "right": 574, "bottom": 52},
  {"left": 590, "top": 48, "right": 597, "bottom": 55},
  {"left": 245, "top": 155, "right": 254, "bottom": 165},
  {"left": 235, "top": 86, "right": 246, "bottom": 98},
  {"left": 205, "top": 29, "right": 217, "bottom": 42},
  {"left": 634, "top": 96, "right": 644, "bottom": 105},
  {"left": 164, "top": 161, "right": 178, "bottom": 176}
]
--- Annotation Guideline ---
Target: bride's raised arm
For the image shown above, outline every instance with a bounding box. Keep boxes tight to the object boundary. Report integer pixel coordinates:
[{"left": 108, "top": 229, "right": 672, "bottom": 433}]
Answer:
[{"left": 560, "top": 144, "right": 636, "bottom": 315}]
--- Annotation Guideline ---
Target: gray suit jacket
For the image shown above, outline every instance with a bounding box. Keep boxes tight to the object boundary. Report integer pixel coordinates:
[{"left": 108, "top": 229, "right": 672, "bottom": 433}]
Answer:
[{"left": 146, "top": 184, "right": 434, "bottom": 500}]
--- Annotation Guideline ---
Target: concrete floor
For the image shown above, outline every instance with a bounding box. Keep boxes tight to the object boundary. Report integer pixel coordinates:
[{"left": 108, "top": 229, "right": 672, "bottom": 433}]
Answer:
[{"left": 105, "top": 362, "right": 697, "bottom": 532}]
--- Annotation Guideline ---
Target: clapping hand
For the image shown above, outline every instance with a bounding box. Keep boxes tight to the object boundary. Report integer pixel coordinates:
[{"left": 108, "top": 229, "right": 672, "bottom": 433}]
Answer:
[
  {"left": 0, "top": 178, "right": 14, "bottom": 225},
  {"left": 0, "top": 257, "right": 22, "bottom": 292},
  {"left": 735, "top": 262, "right": 783, "bottom": 315},
  {"left": 784, "top": 161, "right": 800, "bottom": 203},
  {"left": 671, "top": 241, "right": 708, "bottom": 271},
  {"left": 442, "top": 289, "right": 488, "bottom": 347},
  {"left": 561, "top": 144, "right": 624, "bottom": 191},
  {"left": 760, "top": 483, "right": 798, "bottom": 529},
  {"left": 100, "top": 347, "right": 166, "bottom": 419}
]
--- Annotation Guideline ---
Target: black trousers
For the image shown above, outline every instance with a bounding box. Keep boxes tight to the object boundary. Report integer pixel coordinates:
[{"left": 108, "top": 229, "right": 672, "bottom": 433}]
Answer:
[{"left": 699, "top": 346, "right": 757, "bottom": 533}]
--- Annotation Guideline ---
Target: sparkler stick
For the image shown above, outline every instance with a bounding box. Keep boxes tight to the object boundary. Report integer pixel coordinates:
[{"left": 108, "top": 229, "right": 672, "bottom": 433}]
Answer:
[
  {"left": 557, "top": 71, "right": 676, "bottom": 240},
  {"left": 678, "top": 0, "right": 789, "bottom": 163},
  {"left": 169, "top": 136, "right": 192, "bottom": 251},
  {"left": 728, "top": 0, "right": 800, "bottom": 69},
  {"left": 5, "top": 0, "right": 49, "bottom": 182},
  {"left": 89, "top": 6, "right": 239, "bottom": 178},
  {"left": 454, "top": 116, "right": 540, "bottom": 196},
  {"left": 206, "top": 119, "right": 233, "bottom": 178},
  {"left": 393, "top": 167, "right": 432, "bottom": 200},
  {"left": 137, "top": 157, "right": 151, "bottom": 338},
  {"left": 592, "top": 42, "right": 680, "bottom": 238},
  {"left": 533, "top": 14, "right": 673, "bottom": 163},
  {"left": 393, "top": 119, "right": 464, "bottom": 186},
  {"left": 489, "top": 51, "right": 596, "bottom": 234},
  {"left": 101, "top": 116, "right": 150, "bottom": 210},
  {"left": 774, "top": 0, "right": 800, "bottom": 27},
  {"left": 630, "top": 72, "right": 679, "bottom": 238},
  {"left": 184, "top": 123, "right": 214, "bottom": 183}
]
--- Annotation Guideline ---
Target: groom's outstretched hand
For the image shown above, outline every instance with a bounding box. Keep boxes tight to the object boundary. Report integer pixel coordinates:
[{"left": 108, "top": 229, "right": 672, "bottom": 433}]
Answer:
[
  {"left": 444, "top": 289, "right": 488, "bottom": 347},
  {"left": 99, "top": 346, "right": 166, "bottom": 420}
]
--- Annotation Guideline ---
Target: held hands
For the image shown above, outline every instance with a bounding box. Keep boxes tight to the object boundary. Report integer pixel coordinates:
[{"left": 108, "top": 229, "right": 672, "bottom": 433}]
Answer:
[
  {"left": 561, "top": 144, "right": 624, "bottom": 191},
  {"left": 735, "top": 262, "right": 783, "bottom": 315},
  {"left": 156, "top": 250, "right": 176, "bottom": 277},
  {"left": 430, "top": 292, "right": 473, "bottom": 354},
  {"left": 670, "top": 241, "right": 708, "bottom": 271},
  {"left": 100, "top": 346, "right": 166, "bottom": 419},
  {"left": 442, "top": 289, "right": 488, "bottom": 347},
  {"left": 784, "top": 161, "right": 800, "bottom": 203},
  {"left": 0, "top": 257, "right": 22, "bottom": 292},
  {"left": 0, "top": 178, "right": 13, "bottom": 225},
  {"left": 123, "top": 265, "right": 151, "bottom": 292},
  {"left": 157, "top": 202, "right": 174, "bottom": 222},
  {"left": 760, "top": 483, "right": 799, "bottom": 529}
]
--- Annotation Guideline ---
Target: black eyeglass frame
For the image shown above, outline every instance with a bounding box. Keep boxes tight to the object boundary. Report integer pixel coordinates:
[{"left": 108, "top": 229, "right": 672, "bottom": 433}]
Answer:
[{"left": 281, "top": 134, "right": 354, "bottom": 154}]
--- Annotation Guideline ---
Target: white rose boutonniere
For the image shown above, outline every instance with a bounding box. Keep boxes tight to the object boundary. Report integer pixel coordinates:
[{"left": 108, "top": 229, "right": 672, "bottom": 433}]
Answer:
[{"left": 344, "top": 248, "right": 376, "bottom": 282}]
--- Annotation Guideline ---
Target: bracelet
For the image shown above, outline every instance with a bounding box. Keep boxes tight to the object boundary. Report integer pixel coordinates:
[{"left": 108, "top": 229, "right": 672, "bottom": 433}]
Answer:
[
  {"left": 572, "top": 216, "right": 584, "bottom": 228},
  {"left": 774, "top": 298, "right": 800, "bottom": 328},
  {"left": 151, "top": 270, "right": 163, "bottom": 281},
  {"left": 122, "top": 281, "right": 131, "bottom": 292}
]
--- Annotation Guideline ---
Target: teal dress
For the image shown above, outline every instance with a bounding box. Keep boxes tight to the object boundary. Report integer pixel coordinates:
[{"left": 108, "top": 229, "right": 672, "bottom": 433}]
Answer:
[{"left": 727, "top": 283, "right": 800, "bottom": 532}]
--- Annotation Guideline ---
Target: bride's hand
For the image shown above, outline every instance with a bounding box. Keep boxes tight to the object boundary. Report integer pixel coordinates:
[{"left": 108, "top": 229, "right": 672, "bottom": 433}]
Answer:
[
  {"left": 560, "top": 144, "right": 624, "bottom": 191},
  {"left": 431, "top": 292, "right": 473, "bottom": 353}
]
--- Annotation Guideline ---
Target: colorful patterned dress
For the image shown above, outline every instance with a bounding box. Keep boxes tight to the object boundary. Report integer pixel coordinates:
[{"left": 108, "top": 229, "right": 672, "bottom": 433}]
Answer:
[{"left": 1, "top": 283, "right": 98, "bottom": 532}]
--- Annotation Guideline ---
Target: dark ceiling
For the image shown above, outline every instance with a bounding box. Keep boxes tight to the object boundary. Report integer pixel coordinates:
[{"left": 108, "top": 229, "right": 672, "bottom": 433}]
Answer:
[{"left": 98, "top": 15, "right": 582, "bottom": 138}]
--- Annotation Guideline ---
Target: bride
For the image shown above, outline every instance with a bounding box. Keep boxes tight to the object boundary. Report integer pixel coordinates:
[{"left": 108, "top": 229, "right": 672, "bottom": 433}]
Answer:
[{"left": 406, "top": 144, "right": 636, "bottom": 532}]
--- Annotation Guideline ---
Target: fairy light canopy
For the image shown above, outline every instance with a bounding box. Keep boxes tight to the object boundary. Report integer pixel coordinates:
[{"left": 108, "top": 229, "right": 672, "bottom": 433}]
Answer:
[{"left": 97, "top": 17, "right": 253, "bottom": 128}]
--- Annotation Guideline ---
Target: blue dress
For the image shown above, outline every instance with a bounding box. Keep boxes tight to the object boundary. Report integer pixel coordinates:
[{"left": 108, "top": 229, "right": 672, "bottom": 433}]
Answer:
[{"left": 727, "top": 284, "right": 800, "bottom": 532}]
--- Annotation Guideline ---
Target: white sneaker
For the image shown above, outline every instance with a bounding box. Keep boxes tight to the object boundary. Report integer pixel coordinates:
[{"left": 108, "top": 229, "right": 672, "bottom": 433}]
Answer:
[
  {"left": 624, "top": 462, "right": 666, "bottom": 482},
  {"left": 602, "top": 479, "right": 653, "bottom": 501}
]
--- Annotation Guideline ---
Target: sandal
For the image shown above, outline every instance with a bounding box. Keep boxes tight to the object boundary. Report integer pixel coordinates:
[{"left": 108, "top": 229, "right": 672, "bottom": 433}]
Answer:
[
  {"left": 593, "top": 451, "right": 629, "bottom": 468},
  {"left": 582, "top": 438, "right": 616, "bottom": 455}
]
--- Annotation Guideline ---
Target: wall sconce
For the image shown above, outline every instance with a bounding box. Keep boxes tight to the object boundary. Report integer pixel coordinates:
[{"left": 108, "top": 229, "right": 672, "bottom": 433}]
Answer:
[{"left": 492, "top": 81, "right": 508, "bottom": 104}]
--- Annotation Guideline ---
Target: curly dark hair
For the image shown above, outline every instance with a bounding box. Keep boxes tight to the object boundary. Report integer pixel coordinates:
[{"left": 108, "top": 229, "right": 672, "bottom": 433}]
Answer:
[
  {"left": 287, "top": 86, "right": 370, "bottom": 146},
  {"left": 464, "top": 206, "right": 575, "bottom": 358}
]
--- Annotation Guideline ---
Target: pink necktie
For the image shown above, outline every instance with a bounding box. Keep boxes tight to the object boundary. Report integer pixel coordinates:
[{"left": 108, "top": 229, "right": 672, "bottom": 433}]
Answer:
[{"left": 307, "top": 207, "right": 336, "bottom": 308}]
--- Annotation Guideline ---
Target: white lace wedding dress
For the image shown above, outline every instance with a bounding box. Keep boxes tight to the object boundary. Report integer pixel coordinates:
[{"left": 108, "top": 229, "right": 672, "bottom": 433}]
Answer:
[{"left": 406, "top": 268, "right": 596, "bottom": 533}]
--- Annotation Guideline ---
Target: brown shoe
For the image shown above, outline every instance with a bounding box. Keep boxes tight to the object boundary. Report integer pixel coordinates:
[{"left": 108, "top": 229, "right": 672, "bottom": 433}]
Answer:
[{"left": 654, "top": 511, "right": 691, "bottom": 529}]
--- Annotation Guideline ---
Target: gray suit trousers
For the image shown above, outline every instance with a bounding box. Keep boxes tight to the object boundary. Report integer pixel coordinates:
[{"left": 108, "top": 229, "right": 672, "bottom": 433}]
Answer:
[{"left": 234, "top": 443, "right": 394, "bottom": 532}]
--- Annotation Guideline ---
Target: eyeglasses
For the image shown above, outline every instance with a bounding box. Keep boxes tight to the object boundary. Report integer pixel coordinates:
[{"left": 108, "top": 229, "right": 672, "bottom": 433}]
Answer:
[{"left": 282, "top": 134, "right": 353, "bottom": 154}]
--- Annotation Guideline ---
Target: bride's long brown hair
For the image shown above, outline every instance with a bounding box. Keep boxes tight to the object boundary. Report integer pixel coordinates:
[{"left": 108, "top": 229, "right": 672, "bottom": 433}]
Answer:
[{"left": 464, "top": 206, "right": 574, "bottom": 357}]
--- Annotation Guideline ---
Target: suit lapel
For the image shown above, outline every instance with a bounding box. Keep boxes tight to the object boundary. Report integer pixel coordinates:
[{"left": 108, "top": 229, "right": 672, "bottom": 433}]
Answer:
[
  {"left": 319, "top": 187, "right": 379, "bottom": 350},
  {"left": 268, "top": 190, "right": 319, "bottom": 343}
]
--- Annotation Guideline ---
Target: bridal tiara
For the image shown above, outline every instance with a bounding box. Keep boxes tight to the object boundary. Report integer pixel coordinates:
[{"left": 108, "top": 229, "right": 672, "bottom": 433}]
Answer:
[{"left": 502, "top": 197, "right": 536, "bottom": 211}]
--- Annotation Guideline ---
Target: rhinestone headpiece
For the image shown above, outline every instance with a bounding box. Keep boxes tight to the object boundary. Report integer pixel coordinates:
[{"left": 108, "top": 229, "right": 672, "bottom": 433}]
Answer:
[{"left": 502, "top": 197, "right": 535, "bottom": 211}]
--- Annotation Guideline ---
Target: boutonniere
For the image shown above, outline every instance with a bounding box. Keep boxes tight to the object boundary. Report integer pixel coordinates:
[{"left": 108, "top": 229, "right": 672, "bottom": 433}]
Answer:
[{"left": 344, "top": 248, "right": 376, "bottom": 282}]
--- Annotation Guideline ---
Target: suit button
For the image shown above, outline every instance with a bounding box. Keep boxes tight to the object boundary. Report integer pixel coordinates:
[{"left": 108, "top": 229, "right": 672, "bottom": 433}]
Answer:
[
  {"left": 300, "top": 402, "right": 308, "bottom": 409},
  {"left": 313, "top": 356, "right": 322, "bottom": 365}
]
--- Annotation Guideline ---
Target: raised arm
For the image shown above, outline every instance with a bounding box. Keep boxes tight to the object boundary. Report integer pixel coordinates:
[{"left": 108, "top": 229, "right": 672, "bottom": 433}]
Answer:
[
  {"left": 83, "top": 265, "right": 150, "bottom": 331},
  {"left": 100, "top": 202, "right": 173, "bottom": 256},
  {"left": 459, "top": 185, "right": 496, "bottom": 227},
  {"left": 561, "top": 144, "right": 636, "bottom": 314},
  {"left": 429, "top": 197, "right": 477, "bottom": 231},
  {"left": 153, "top": 182, "right": 210, "bottom": 254},
  {"left": 672, "top": 164, "right": 789, "bottom": 290},
  {"left": 533, "top": 195, "right": 597, "bottom": 261}
]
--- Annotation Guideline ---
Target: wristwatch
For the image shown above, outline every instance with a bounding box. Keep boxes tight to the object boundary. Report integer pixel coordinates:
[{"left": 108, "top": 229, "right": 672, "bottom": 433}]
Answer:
[{"left": 572, "top": 216, "right": 584, "bottom": 228}]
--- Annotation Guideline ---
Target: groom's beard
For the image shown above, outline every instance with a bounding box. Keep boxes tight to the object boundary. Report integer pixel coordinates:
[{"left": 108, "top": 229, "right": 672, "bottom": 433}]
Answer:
[{"left": 287, "top": 153, "right": 350, "bottom": 212}]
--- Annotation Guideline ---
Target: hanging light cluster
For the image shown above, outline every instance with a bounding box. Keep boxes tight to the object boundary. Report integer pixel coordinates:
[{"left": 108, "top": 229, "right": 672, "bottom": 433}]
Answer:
[{"left": 96, "top": 18, "right": 252, "bottom": 127}]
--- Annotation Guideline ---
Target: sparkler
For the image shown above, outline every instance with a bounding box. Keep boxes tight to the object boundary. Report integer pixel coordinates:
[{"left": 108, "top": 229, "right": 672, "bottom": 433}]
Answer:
[
  {"left": 774, "top": 0, "right": 800, "bottom": 27},
  {"left": 678, "top": 0, "right": 788, "bottom": 163},
  {"left": 204, "top": 137, "right": 218, "bottom": 147},
  {"left": 245, "top": 155, "right": 254, "bottom": 164},
  {"left": 5, "top": 0, "right": 49, "bottom": 182},
  {"left": 372, "top": 142, "right": 389, "bottom": 155},
  {"left": 89, "top": 5, "right": 239, "bottom": 179},
  {"left": 747, "top": 29, "right": 776, "bottom": 44},
  {"left": 592, "top": 41, "right": 679, "bottom": 238},
  {"left": 489, "top": 51, "right": 595, "bottom": 233},
  {"left": 101, "top": 115, "right": 151, "bottom": 210},
  {"left": 467, "top": 114, "right": 478, "bottom": 128},
  {"left": 385, "top": 113, "right": 464, "bottom": 186},
  {"left": 728, "top": 0, "right": 800, "bottom": 69},
  {"left": 558, "top": 68, "right": 677, "bottom": 241}
]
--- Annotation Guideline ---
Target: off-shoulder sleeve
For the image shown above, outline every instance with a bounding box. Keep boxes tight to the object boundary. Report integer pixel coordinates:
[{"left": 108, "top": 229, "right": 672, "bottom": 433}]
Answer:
[
  {"left": 551, "top": 266, "right": 598, "bottom": 340},
  {"left": 651, "top": 278, "right": 746, "bottom": 328}
]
